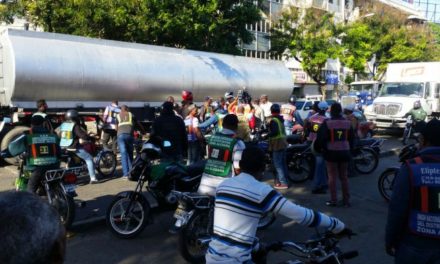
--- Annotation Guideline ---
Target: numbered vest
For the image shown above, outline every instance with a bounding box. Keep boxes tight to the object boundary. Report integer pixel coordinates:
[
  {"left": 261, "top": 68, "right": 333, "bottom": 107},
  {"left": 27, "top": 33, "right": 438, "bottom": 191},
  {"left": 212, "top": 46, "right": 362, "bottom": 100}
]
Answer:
[
  {"left": 407, "top": 156, "right": 440, "bottom": 239},
  {"left": 307, "top": 114, "right": 326, "bottom": 141},
  {"left": 117, "top": 112, "right": 133, "bottom": 127},
  {"left": 326, "top": 119, "right": 351, "bottom": 151},
  {"left": 59, "top": 122, "right": 75, "bottom": 148},
  {"left": 281, "top": 104, "right": 296, "bottom": 122},
  {"left": 26, "top": 130, "right": 58, "bottom": 166},
  {"left": 203, "top": 133, "right": 237, "bottom": 178},
  {"left": 106, "top": 105, "right": 121, "bottom": 128}
]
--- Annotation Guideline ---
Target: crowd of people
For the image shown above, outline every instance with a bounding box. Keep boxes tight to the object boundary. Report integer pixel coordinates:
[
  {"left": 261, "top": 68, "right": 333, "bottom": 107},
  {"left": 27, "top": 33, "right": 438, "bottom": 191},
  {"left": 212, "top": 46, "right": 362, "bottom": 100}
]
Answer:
[{"left": 3, "top": 91, "right": 440, "bottom": 264}]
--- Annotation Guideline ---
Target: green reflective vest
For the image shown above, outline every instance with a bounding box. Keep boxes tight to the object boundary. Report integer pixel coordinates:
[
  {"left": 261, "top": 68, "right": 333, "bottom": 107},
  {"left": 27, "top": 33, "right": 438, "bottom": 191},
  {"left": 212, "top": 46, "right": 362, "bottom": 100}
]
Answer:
[{"left": 203, "top": 133, "right": 237, "bottom": 178}]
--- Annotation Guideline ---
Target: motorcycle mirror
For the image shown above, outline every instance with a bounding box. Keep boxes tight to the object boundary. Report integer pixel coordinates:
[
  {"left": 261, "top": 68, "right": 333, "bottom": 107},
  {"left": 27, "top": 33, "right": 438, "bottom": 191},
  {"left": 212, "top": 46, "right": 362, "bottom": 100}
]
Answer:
[{"left": 163, "top": 141, "right": 172, "bottom": 148}]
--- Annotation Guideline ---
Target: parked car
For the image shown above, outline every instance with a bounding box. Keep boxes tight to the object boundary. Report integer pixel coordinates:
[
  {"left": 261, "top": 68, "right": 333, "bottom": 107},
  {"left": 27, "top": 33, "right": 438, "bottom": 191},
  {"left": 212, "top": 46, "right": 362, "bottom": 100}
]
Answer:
[{"left": 295, "top": 96, "right": 337, "bottom": 120}]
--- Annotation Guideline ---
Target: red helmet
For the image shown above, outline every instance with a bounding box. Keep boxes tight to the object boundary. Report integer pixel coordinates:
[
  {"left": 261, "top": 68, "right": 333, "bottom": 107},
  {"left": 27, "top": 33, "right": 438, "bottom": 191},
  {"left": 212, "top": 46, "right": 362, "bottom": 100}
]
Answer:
[{"left": 182, "top": 90, "right": 193, "bottom": 101}]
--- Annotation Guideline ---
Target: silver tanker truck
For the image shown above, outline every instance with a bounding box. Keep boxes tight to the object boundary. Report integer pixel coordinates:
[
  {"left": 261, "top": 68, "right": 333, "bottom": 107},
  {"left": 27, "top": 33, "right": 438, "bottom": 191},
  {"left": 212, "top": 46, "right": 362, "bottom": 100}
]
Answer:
[{"left": 0, "top": 29, "right": 294, "bottom": 164}]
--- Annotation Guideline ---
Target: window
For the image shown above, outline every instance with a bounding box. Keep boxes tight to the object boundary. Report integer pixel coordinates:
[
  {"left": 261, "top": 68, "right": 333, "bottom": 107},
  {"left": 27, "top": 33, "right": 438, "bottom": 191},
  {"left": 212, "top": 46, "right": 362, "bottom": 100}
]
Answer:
[
  {"left": 304, "top": 102, "right": 313, "bottom": 110},
  {"left": 425, "top": 82, "right": 431, "bottom": 98},
  {"left": 435, "top": 84, "right": 440, "bottom": 98}
]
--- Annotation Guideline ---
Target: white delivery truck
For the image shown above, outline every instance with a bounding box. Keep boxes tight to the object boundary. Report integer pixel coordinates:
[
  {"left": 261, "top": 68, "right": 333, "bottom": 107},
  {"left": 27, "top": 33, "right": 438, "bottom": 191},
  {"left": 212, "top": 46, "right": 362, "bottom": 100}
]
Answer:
[{"left": 364, "top": 62, "right": 440, "bottom": 128}]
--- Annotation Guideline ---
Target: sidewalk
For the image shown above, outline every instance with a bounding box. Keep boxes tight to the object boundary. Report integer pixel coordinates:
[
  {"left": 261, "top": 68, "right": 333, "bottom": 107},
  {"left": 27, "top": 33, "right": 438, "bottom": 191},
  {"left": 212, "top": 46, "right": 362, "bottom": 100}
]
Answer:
[{"left": 0, "top": 136, "right": 403, "bottom": 229}]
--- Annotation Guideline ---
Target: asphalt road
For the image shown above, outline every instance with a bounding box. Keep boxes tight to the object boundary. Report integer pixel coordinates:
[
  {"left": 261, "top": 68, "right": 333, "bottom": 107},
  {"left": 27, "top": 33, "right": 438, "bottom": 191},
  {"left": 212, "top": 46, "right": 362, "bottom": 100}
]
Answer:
[{"left": 0, "top": 135, "right": 403, "bottom": 264}]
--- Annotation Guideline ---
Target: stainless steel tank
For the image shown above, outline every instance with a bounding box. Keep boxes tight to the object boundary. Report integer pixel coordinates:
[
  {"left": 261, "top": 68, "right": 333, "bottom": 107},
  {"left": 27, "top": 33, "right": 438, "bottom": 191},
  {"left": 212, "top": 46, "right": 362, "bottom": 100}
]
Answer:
[{"left": 0, "top": 29, "right": 294, "bottom": 108}]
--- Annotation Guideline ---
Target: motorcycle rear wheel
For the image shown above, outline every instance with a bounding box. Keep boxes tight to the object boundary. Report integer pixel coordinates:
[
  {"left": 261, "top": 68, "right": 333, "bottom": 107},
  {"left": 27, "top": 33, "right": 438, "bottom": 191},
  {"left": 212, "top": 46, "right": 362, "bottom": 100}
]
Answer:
[
  {"left": 50, "top": 186, "right": 75, "bottom": 229},
  {"left": 378, "top": 168, "right": 397, "bottom": 202},
  {"left": 106, "top": 195, "right": 150, "bottom": 239},
  {"left": 353, "top": 148, "right": 378, "bottom": 174},
  {"left": 178, "top": 210, "right": 212, "bottom": 264}
]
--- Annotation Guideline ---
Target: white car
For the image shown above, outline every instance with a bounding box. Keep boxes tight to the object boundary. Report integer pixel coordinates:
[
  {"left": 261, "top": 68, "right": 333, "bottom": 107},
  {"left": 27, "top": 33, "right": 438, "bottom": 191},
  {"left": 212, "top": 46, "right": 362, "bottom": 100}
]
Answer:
[{"left": 295, "top": 97, "right": 336, "bottom": 120}]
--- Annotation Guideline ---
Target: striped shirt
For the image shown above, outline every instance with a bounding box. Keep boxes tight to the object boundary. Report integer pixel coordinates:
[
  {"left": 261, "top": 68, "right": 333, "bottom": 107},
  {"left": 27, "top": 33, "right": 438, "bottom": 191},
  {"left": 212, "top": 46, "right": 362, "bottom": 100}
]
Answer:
[{"left": 206, "top": 173, "right": 345, "bottom": 264}]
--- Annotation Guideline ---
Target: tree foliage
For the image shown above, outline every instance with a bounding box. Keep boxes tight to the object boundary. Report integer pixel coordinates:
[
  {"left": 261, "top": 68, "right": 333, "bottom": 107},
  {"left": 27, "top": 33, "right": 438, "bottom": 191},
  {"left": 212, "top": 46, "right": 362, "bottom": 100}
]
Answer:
[
  {"left": 0, "top": 0, "right": 261, "bottom": 55},
  {"left": 271, "top": 7, "right": 342, "bottom": 95}
]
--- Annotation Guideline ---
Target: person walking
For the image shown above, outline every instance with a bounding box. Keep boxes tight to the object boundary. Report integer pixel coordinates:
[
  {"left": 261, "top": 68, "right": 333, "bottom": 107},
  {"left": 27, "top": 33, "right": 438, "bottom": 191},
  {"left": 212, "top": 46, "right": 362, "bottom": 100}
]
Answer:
[
  {"left": 116, "top": 105, "right": 144, "bottom": 177},
  {"left": 101, "top": 100, "right": 120, "bottom": 154},
  {"left": 268, "top": 104, "right": 289, "bottom": 190},
  {"left": 385, "top": 119, "right": 440, "bottom": 264},
  {"left": 151, "top": 101, "right": 187, "bottom": 161},
  {"left": 314, "top": 103, "right": 354, "bottom": 207},
  {"left": 184, "top": 104, "right": 203, "bottom": 165},
  {"left": 259, "top": 94, "right": 273, "bottom": 124}
]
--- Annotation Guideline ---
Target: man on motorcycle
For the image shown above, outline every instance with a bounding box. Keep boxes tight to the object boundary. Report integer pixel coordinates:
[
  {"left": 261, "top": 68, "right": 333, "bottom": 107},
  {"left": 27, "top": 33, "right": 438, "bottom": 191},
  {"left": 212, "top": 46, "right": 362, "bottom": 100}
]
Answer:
[
  {"left": 206, "top": 146, "right": 351, "bottom": 264},
  {"left": 405, "top": 100, "right": 427, "bottom": 126},
  {"left": 197, "top": 114, "right": 246, "bottom": 196},
  {"left": 386, "top": 119, "right": 440, "bottom": 264},
  {"left": 59, "top": 110, "right": 98, "bottom": 184},
  {"left": 6, "top": 115, "right": 60, "bottom": 193},
  {"left": 280, "top": 94, "right": 304, "bottom": 135}
]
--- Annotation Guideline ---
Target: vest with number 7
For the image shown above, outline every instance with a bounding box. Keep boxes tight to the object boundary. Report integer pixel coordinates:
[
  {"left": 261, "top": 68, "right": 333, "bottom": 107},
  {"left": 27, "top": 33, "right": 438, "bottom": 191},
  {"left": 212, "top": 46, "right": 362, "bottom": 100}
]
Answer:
[
  {"left": 326, "top": 119, "right": 351, "bottom": 151},
  {"left": 407, "top": 156, "right": 440, "bottom": 239},
  {"left": 203, "top": 133, "right": 237, "bottom": 178}
]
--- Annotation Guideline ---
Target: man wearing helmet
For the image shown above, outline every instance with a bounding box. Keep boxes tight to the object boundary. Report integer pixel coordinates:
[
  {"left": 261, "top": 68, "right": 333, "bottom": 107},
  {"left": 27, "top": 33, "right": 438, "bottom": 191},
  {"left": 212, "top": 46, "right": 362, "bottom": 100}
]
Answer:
[
  {"left": 268, "top": 103, "right": 289, "bottom": 189},
  {"left": 59, "top": 110, "right": 98, "bottom": 184},
  {"left": 406, "top": 100, "right": 427, "bottom": 124},
  {"left": 181, "top": 90, "right": 194, "bottom": 118},
  {"left": 281, "top": 94, "right": 304, "bottom": 135}
]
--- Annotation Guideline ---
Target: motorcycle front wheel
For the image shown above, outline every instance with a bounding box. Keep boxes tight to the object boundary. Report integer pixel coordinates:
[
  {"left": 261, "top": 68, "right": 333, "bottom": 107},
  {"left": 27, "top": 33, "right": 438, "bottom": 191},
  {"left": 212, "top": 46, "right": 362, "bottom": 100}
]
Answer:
[
  {"left": 353, "top": 148, "right": 379, "bottom": 174},
  {"left": 178, "top": 210, "right": 212, "bottom": 264},
  {"left": 378, "top": 168, "right": 398, "bottom": 202},
  {"left": 106, "top": 195, "right": 150, "bottom": 239},
  {"left": 50, "top": 186, "right": 76, "bottom": 229},
  {"left": 96, "top": 150, "right": 117, "bottom": 178}
]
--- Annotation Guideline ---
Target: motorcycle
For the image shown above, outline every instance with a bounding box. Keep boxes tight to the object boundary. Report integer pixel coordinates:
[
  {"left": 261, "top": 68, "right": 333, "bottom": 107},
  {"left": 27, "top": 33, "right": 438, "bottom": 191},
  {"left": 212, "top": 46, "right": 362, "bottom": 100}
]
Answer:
[
  {"left": 106, "top": 140, "right": 204, "bottom": 239},
  {"left": 351, "top": 138, "right": 383, "bottom": 175},
  {"left": 61, "top": 137, "right": 117, "bottom": 180},
  {"left": 172, "top": 191, "right": 276, "bottom": 264},
  {"left": 3, "top": 151, "right": 80, "bottom": 228},
  {"left": 378, "top": 143, "right": 418, "bottom": 202},
  {"left": 252, "top": 230, "right": 358, "bottom": 264}
]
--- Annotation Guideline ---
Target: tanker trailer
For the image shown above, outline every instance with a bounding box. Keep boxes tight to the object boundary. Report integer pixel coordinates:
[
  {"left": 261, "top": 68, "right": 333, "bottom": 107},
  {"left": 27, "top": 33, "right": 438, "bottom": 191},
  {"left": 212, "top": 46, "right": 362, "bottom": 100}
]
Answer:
[{"left": 0, "top": 29, "right": 294, "bottom": 164}]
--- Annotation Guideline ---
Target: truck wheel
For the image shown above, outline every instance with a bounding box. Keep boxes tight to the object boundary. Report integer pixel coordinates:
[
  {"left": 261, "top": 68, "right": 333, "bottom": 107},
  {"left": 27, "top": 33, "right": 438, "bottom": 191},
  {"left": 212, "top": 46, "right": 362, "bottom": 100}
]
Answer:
[{"left": 1, "top": 126, "right": 29, "bottom": 165}]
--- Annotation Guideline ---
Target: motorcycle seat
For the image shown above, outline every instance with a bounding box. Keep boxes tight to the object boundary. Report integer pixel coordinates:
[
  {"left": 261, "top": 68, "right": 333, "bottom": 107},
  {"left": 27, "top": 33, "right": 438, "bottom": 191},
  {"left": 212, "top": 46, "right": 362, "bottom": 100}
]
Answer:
[
  {"left": 186, "top": 160, "right": 206, "bottom": 176},
  {"left": 286, "top": 134, "right": 302, "bottom": 145},
  {"left": 287, "top": 143, "right": 310, "bottom": 152}
]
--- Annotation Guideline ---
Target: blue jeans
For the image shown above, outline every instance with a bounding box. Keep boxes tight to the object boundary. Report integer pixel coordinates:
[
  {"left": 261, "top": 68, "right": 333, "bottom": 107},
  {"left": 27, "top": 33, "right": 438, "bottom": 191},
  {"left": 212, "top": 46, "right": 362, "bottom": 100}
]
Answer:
[
  {"left": 117, "top": 133, "right": 134, "bottom": 176},
  {"left": 272, "top": 149, "right": 288, "bottom": 185},
  {"left": 395, "top": 242, "right": 440, "bottom": 264},
  {"left": 187, "top": 141, "right": 201, "bottom": 165},
  {"left": 312, "top": 154, "right": 327, "bottom": 190},
  {"left": 284, "top": 121, "right": 293, "bottom": 136},
  {"left": 76, "top": 148, "right": 96, "bottom": 181}
]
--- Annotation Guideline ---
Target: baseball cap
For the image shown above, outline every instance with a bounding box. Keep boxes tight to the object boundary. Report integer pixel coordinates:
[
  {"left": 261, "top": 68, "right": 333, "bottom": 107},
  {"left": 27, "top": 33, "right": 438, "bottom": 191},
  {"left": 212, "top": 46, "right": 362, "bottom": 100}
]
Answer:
[{"left": 318, "top": 101, "right": 329, "bottom": 110}]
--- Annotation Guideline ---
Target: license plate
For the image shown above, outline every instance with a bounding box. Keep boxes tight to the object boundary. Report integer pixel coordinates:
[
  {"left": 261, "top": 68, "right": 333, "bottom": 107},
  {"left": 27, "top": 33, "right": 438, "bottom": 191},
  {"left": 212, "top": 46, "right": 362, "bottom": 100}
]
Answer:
[
  {"left": 174, "top": 208, "right": 187, "bottom": 219},
  {"left": 64, "top": 184, "right": 77, "bottom": 193}
]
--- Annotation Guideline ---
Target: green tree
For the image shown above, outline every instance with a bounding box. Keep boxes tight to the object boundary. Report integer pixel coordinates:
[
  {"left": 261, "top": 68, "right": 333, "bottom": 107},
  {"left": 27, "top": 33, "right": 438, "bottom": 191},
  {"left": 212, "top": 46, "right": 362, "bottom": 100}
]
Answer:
[
  {"left": 271, "top": 7, "right": 342, "bottom": 98},
  {"left": 0, "top": 0, "right": 261, "bottom": 55}
]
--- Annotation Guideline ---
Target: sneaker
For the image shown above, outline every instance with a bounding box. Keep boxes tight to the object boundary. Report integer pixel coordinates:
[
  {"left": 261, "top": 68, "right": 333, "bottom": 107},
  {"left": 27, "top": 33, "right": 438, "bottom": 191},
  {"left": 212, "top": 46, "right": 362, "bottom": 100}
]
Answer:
[
  {"left": 325, "top": 201, "right": 337, "bottom": 207},
  {"left": 121, "top": 176, "right": 128, "bottom": 180},
  {"left": 89, "top": 180, "right": 99, "bottom": 184},
  {"left": 274, "top": 183, "right": 289, "bottom": 190}
]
